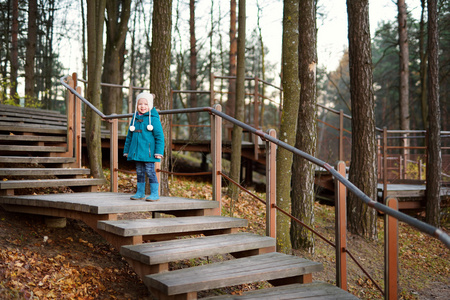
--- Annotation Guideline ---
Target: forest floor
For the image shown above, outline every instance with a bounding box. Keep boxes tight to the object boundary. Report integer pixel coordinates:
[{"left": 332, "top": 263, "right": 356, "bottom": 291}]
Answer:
[{"left": 0, "top": 163, "right": 449, "bottom": 299}]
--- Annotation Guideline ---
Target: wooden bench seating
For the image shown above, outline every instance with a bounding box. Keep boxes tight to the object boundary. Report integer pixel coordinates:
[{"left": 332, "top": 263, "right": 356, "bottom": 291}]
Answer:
[{"left": 145, "top": 252, "right": 323, "bottom": 300}]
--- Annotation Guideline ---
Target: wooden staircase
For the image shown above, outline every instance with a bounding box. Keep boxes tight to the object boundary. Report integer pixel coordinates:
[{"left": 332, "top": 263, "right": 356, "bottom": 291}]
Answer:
[
  {"left": 0, "top": 104, "right": 358, "bottom": 299},
  {"left": 0, "top": 104, "right": 106, "bottom": 195}
]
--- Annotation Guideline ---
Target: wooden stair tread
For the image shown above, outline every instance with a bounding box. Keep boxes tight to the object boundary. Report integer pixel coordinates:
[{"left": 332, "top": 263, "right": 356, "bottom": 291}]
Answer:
[
  {"left": 0, "top": 156, "right": 76, "bottom": 164},
  {"left": 0, "top": 145, "right": 66, "bottom": 152},
  {"left": 203, "top": 282, "right": 358, "bottom": 299},
  {"left": 145, "top": 252, "right": 323, "bottom": 296},
  {"left": 0, "top": 193, "right": 219, "bottom": 214},
  {"left": 0, "top": 123, "right": 67, "bottom": 134},
  {"left": 0, "top": 104, "right": 67, "bottom": 118},
  {"left": 0, "top": 168, "right": 90, "bottom": 176},
  {"left": 0, "top": 116, "right": 68, "bottom": 127},
  {"left": 98, "top": 216, "right": 248, "bottom": 237},
  {"left": 121, "top": 232, "right": 275, "bottom": 265},
  {"left": 0, "top": 178, "right": 106, "bottom": 189},
  {"left": 0, "top": 135, "right": 66, "bottom": 142}
]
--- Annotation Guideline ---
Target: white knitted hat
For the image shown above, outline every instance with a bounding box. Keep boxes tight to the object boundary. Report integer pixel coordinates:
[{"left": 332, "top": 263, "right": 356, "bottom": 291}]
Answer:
[{"left": 130, "top": 92, "right": 154, "bottom": 132}]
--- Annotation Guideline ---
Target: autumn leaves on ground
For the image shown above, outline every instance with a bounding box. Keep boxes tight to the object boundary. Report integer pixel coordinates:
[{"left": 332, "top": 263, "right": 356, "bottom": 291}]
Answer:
[{"left": 0, "top": 169, "right": 449, "bottom": 299}]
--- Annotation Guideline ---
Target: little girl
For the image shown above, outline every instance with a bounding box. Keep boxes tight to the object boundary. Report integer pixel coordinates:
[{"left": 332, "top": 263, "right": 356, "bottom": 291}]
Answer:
[{"left": 123, "top": 92, "right": 165, "bottom": 201}]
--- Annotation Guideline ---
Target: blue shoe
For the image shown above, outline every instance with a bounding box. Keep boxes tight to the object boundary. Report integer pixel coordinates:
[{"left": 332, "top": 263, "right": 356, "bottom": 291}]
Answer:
[
  {"left": 131, "top": 182, "right": 146, "bottom": 200},
  {"left": 146, "top": 183, "right": 159, "bottom": 202}
]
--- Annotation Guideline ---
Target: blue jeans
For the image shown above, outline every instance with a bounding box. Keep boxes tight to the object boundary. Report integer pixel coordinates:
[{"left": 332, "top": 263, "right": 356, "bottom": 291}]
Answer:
[{"left": 136, "top": 162, "right": 158, "bottom": 183}]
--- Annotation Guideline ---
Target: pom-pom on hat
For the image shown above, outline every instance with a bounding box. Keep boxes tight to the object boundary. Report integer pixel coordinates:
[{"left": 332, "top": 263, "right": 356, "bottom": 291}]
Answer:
[{"left": 130, "top": 92, "right": 154, "bottom": 132}]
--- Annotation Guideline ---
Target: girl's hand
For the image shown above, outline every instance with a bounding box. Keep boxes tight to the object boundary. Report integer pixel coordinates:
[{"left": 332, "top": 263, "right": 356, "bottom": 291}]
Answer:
[{"left": 155, "top": 154, "right": 163, "bottom": 159}]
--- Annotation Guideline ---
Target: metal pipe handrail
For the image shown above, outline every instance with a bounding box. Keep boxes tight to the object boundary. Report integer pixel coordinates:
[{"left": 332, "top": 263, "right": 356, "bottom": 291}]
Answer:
[
  {"left": 203, "top": 106, "right": 450, "bottom": 249},
  {"left": 60, "top": 74, "right": 450, "bottom": 249}
]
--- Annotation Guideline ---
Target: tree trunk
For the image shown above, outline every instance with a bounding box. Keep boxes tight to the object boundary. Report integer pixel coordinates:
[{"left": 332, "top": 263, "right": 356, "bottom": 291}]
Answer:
[
  {"left": 228, "top": 0, "right": 246, "bottom": 211},
  {"left": 256, "top": 0, "right": 266, "bottom": 127},
  {"left": 10, "top": 0, "right": 19, "bottom": 103},
  {"left": 227, "top": 0, "right": 237, "bottom": 118},
  {"left": 346, "top": 0, "right": 377, "bottom": 240},
  {"left": 276, "top": 0, "right": 300, "bottom": 254},
  {"left": 102, "top": 0, "right": 131, "bottom": 116},
  {"left": 25, "top": 0, "right": 37, "bottom": 106},
  {"left": 86, "top": 0, "right": 106, "bottom": 179},
  {"left": 150, "top": 0, "right": 173, "bottom": 197},
  {"left": 419, "top": 0, "right": 428, "bottom": 129},
  {"left": 290, "top": 0, "right": 317, "bottom": 252},
  {"left": 397, "top": 0, "right": 410, "bottom": 156},
  {"left": 425, "top": 0, "right": 441, "bottom": 227},
  {"left": 189, "top": 0, "right": 198, "bottom": 138},
  {"left": 81, "top": 0, "right": 87, "bottom": 80}
]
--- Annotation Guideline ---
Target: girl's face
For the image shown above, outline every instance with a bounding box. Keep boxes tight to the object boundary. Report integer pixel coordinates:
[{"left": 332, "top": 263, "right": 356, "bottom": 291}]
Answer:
[{"left": 137, "top": 98, "right": 149, "bottom": 114}]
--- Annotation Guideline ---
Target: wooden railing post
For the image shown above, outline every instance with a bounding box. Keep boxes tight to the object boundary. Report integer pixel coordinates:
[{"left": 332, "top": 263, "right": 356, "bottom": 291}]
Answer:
[
  {"left": 335, "top": 161, "right": 347, "bottom": 290},
  {"left": 339, "top": 109, "right": 344, "bottom": 161},
  {"left": 383, "top": 127, "right": 388, "bottom": 201},
  {"left": 75, "top": 86, "right": 82, "bottom": 168},
  {"left": 66, "top": 74, "right": 75, "bottom": 159},
  {"left": 385, "top": 197, "right": 399, "bottom": 300},
  {"left": 110, "top": 118, "right": 119, "bottom": 193},
  {"left": 266, "top": 129, "right": 276, "bottom": 239},
  {"left": 211, "top": 104, "right": 222, "bottom": 215}
]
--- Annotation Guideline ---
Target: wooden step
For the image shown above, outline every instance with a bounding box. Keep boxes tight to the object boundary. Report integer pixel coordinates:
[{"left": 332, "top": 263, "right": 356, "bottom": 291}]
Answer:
[
  {"left": 0, "top": 145, "right": 66, "bottom": 152},
  {"left": 0, "top": 168, "right": 90, "bottom": 176},
  {"left": 0, "top": 193, "right": 219, "bottom": 215},
  {"left": 0, "top": 104, "right": 67, "bottom": 119},
  {"left": 121, "top": 233, "right": 275, "bottom": 276},
  {"left": 0, "top": 116, "right": 68, "bottom": 127},
  {"left": 145, "top": 252, "right": 323, "bottom": 299},
  {"left": 0, "top": 124, "right": 67, "bottom": 134},
  {"left": 203, "top": 282, "right": 358, "bottom": 299},
  {"left": 0, "top": 178, "right": 106, "bottom": 189},
  {"left": 98, "top": 216, "right": 248, "bottom": 241},
  {"left": 0, "top": 135, "right": 66, "bottom": 142},
  {"left": 0, "top": 156, "right": 76, "bottom": 164}
]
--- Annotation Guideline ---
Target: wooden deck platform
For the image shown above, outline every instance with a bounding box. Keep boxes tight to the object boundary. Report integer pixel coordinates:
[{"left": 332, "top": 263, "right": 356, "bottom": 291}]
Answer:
[
  {"left": 0, "top": 192, "right": 218, "bottom": 215},
  {"left": 377, "top": 184, "right": 450, "bottom": 209}
]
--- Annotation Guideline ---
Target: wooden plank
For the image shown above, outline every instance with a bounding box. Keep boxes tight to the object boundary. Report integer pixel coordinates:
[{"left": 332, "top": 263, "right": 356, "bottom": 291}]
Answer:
[
  {"left": 0, "top": 178, "right": 106, "bottom": 189},
  {"left": 0, "top": 116, "right": 68, "bottom": 126},
  {"left": 0, "top": 192, "right": 219, "bottom": 215},
  {"left": 98, "top": 216, "right": 248, "bottom": 237},
  {"left": 0, "top": 168, "right": 90, "bottom": 176},
  {"left": 0, "top": 135, "right": 66, "bottom": 142},
  {"left": 145, "top": 252, "right": 323, "bottom": 296},
  {"left": 0, "top": 156, "right": 76, "bottom": 164},
  {"left": 203, "top": 282, "right": 358, "bottom": 299},
  {"left": 120, "top": 233, "right": 275, "bottom": 265},
  {"left": 0, "top": 145, "right": 66, "bottom": 152},
  {"left": 0, "top": 104, "right": 67, "bottom": 118},
  {"left": 0, "top": 124, "right": 67, "bottom": 133}
]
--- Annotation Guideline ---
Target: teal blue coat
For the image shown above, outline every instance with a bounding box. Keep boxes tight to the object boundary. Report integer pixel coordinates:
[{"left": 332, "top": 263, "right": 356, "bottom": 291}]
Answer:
[{"left": 123, "top": 108, "right": 165, "bottom": 162}]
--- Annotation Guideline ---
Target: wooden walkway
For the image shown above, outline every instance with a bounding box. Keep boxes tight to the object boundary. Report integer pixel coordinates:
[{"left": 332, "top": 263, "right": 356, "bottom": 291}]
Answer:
[{"left": 377, "top": 183, "right": 450, "bottom": 209}]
